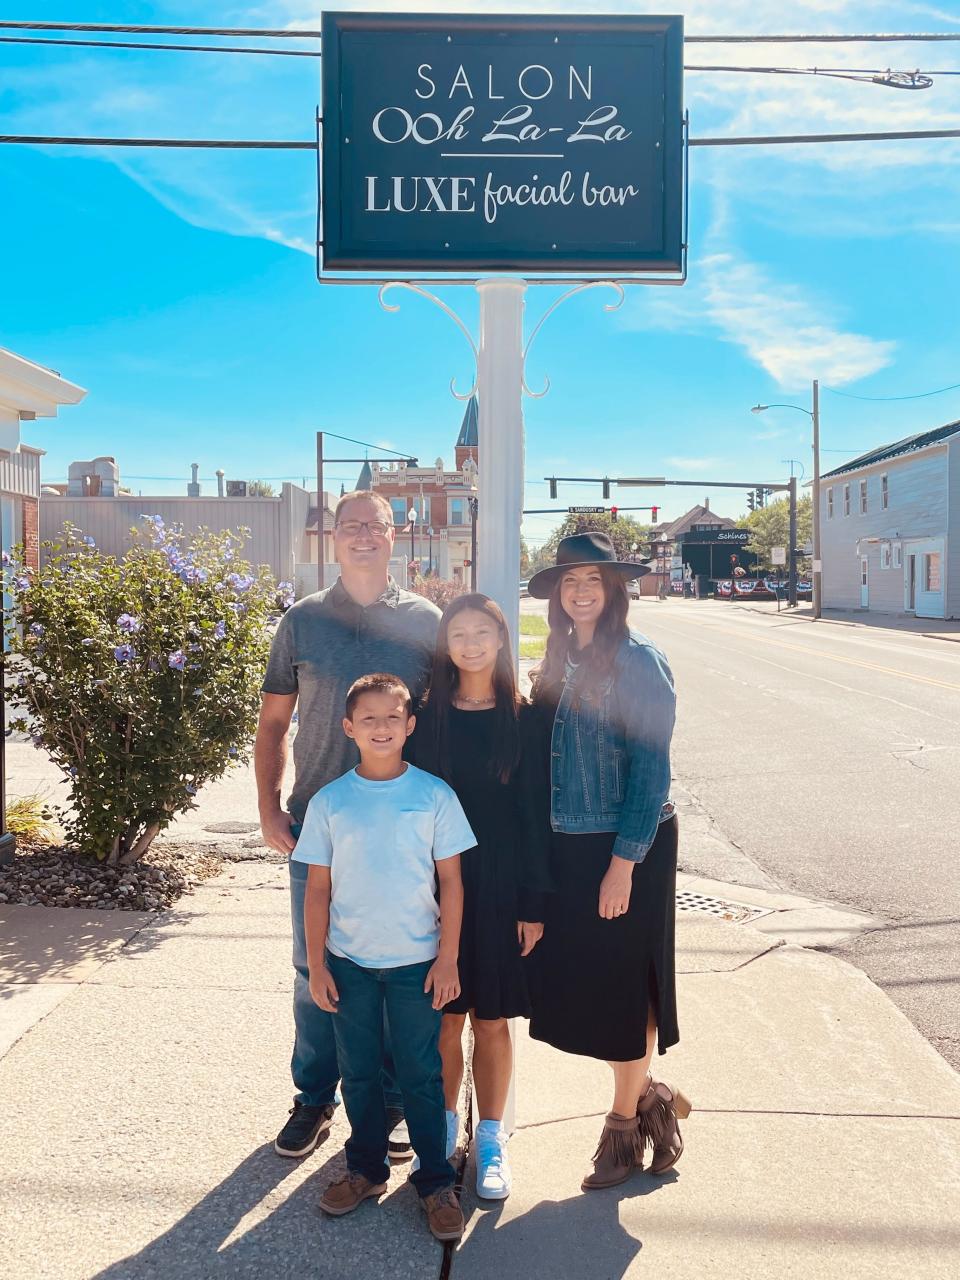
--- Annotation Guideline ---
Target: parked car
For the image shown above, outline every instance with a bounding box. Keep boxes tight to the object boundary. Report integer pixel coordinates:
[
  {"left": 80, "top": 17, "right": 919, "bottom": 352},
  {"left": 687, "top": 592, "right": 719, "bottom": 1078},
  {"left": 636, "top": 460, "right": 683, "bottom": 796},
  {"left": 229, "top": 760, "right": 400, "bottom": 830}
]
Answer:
[{"left": 628, "top": 582, "right": 642, "bottom": 600}]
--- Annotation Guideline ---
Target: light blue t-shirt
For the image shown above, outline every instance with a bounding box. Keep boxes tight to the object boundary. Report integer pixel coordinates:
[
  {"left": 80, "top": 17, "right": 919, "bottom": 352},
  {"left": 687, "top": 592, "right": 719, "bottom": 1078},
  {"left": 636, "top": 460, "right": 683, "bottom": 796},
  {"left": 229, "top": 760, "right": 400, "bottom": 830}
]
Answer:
[{"left": 292, "top": 764, "right": 476, "bottom": 969}]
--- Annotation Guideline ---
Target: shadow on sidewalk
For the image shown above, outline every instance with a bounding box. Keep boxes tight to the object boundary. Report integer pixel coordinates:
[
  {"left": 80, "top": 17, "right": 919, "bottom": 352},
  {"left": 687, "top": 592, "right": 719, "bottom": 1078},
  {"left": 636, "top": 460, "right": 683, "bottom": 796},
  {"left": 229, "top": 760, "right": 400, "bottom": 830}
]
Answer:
[
  {"left": 458, "top": 1174, "right": 677, "bottom": 1277},
  {"left": 90, "top": 1140, "right": 342, "bottom": 1279}
]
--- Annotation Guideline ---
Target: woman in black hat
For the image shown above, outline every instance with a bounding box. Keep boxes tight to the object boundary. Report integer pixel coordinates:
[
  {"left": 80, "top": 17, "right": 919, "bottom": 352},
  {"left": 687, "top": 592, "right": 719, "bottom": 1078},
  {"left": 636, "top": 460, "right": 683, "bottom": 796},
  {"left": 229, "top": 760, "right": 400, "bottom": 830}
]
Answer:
[{"left": 527, "top": 531, "right": 690, "bottom": 1191}]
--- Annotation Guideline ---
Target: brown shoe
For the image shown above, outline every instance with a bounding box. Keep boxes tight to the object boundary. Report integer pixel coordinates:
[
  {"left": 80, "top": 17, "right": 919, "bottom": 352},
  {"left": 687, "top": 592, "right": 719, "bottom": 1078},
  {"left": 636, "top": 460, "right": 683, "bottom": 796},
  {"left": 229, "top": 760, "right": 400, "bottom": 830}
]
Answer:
[
  {"left": 581, "top": 1112, "right": 642, "bottom": 1190},
  {"left": 420, "top": 1186, "right": 464, "bottom": 1241},
  {"left": 637, "top": 1078, "right": 692, "bottom": 1174},
  {"left": 319, "top": 1171, "right": 387, "bottom": 1216}
]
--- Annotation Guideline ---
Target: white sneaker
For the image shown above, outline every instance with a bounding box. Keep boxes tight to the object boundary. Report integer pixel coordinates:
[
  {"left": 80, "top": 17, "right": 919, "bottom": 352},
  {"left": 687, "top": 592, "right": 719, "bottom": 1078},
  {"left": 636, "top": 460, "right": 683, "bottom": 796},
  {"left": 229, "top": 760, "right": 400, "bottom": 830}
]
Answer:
[
  {"left": 411, "top": 1109, "right": 459, "bottom": 1173},
  {"left": 475, "top": 1120, "right": 511, "bottom": 1200}
]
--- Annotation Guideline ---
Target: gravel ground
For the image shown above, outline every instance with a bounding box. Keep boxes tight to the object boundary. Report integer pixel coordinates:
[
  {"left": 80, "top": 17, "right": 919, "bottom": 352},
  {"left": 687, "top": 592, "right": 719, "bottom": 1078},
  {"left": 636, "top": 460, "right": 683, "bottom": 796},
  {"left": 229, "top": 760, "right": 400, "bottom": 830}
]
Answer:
[{"left": 0, "top": 839, "right": 286, "bottom": 912}]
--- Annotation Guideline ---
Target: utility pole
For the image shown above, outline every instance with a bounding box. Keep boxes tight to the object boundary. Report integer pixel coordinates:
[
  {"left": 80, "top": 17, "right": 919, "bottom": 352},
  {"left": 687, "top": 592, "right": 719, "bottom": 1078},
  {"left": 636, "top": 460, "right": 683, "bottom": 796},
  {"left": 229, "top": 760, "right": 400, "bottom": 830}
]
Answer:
[
  {"left": 316, "top": 430, "right": 325, "bottom": 590},
  {"left": 788, "top": 475, "right": 798, "bottom": 607},
  {"left": 812, "top": 379, "right": 822, "bottom": 619}
]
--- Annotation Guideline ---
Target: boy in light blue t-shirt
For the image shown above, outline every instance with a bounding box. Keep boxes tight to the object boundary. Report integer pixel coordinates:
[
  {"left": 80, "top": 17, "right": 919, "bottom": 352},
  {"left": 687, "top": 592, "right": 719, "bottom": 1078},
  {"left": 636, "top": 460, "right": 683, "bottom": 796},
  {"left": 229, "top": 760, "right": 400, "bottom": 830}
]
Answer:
[{"left": 293, "top": 672, "right": 475, "bottom": 1242}]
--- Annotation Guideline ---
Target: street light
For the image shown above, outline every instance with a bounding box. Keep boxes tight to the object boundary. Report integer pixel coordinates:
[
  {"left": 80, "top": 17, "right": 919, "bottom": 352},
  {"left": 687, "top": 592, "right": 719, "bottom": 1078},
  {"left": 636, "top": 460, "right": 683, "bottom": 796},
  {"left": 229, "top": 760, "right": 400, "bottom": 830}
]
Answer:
[
  {"left": 407, "top": 505, "right": 418, "bottom": 574},
  {"left": 427, "top": 525, "right": 435, "bottom": 575},
  {"left": 751, "top": 380, "right": 822, "bottom": 619}
]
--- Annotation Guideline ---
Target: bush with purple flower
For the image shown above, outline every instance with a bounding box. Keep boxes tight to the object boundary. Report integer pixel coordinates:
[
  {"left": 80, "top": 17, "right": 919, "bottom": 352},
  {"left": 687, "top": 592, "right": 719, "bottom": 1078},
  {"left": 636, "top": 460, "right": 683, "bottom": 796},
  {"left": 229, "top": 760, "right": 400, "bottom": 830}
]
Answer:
[{"left": 3, "top": 518, "right": 279, "bottom": 865}]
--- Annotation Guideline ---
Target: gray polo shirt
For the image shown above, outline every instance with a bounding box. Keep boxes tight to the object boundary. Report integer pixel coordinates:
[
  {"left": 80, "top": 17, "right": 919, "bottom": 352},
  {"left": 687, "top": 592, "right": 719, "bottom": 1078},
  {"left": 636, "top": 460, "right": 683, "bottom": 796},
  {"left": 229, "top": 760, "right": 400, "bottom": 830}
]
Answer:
[{"left": 262, "top": 577, "right": 441, "bottom": 822}]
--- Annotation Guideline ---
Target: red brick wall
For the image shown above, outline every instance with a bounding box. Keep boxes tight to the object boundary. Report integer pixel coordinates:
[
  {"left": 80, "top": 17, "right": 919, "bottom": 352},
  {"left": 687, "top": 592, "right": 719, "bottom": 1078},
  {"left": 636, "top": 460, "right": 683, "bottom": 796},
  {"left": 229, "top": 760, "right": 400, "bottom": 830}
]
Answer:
[{"left": 22, "top": 497, "right": 39, "bottom": 570}]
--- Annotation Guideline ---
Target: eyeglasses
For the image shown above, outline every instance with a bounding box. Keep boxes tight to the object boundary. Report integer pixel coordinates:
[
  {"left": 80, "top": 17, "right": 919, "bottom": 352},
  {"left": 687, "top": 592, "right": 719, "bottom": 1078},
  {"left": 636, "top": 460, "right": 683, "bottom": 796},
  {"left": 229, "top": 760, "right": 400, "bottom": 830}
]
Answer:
[{"left": 336, "top": 519, "right": 391, "bottom": 537}]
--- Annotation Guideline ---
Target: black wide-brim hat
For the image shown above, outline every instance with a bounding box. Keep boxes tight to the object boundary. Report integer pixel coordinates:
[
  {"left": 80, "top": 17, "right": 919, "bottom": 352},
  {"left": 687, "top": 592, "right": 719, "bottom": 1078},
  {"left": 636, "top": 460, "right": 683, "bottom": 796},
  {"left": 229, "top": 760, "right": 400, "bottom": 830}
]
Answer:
[{"left": 527, "top": 531, "right": 650, "bottom": 599}]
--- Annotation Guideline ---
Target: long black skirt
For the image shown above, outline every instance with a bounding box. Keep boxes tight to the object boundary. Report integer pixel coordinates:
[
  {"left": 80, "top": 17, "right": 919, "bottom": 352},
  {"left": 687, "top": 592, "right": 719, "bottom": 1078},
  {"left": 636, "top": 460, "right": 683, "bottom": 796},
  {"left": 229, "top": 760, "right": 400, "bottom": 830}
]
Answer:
[{"left": 528, "top": 816, "right": 679, "bottom": 1062}]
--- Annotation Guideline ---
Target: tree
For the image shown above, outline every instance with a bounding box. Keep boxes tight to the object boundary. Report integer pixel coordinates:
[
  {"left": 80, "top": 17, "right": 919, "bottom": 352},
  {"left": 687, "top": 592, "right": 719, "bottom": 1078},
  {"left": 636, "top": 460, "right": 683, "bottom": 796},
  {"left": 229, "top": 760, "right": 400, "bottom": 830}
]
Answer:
[
  {"left": 532, "top": 511, "right": 653, "bottom": 574},
  {"left": 4, "top": 519, "right": 294, "bottom": 864},
  {"left": 247, "top": 480, "right": 276, "bottom": 497},
  {"left": 520, "top": 535, "right": 532, "bottom": 579},
  {"left": 741, "top": 495, "right": 812, "bottom": 569}
]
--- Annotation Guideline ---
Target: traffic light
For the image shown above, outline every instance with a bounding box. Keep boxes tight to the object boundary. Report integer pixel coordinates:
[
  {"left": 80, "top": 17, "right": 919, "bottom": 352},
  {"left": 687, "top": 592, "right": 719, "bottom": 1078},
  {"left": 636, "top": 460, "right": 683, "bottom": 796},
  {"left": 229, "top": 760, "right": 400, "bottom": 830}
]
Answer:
[
  {"left": 610, "top": 506, "right": 618, "bottom": 522},
  {"left": 549, "top": 478, "right": 557, "bottom": 499},
  {"left": 602, "top": 478, "right": 611, "bottom": 499},
  {"left": 755, "top": 486, "right": 765, "bottom": 509},
  {"left": 747, "top": 490, "right": 756, "bottom": 511},
  {"left": 651, "top": 506, "right": 659, "bottom": 522}
]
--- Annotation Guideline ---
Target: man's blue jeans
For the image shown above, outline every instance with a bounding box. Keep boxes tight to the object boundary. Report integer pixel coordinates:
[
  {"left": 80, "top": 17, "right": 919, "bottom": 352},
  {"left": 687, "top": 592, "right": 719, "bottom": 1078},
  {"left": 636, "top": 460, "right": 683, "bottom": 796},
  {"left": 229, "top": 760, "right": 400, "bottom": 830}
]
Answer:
[
  {"left": 326, "top": 952, "right": 453, "bottom": 1199},
  {"left": 288, "top": 857, "right": 402, "bottom": 1112}
]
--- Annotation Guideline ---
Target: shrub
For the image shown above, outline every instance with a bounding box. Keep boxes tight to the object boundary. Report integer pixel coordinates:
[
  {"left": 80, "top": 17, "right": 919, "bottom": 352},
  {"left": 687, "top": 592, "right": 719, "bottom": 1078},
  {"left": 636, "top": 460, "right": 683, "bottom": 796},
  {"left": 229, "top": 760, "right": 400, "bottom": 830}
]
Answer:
[
  {"left": 4, "top": 793, "right": 57, "bottom": 848},
  {"left": 3, "top": 519, "right": 293, "bottom": 864},
  {"left": 409, "top": 576, "right": 466, "bottom": 610}
]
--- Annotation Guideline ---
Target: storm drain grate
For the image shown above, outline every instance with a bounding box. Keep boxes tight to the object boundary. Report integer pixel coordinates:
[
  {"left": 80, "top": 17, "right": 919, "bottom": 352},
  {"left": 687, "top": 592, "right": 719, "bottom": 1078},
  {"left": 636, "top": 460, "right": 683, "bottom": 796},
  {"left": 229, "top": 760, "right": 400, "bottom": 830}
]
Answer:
[{"left": 676, "top": 890, "right": 773, "bottom": 925}]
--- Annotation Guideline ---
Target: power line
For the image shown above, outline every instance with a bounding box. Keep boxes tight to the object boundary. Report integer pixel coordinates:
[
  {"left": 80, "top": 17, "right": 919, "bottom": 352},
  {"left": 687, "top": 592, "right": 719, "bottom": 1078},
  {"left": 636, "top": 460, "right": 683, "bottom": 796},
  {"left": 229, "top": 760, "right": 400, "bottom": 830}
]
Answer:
[
  {"left": 825, "top": 381, "right": 960, "bottom": 402},
  {"left": 0, "top": 37, "right": 950, "bottom": 85},
  {"left": 2, "top": 21, "right": 960, "bottom": 42},
  {"left": 0, "top": 35, "right": 319, "bottom": 56},
  {"left": 4, "top": 127, "right": 959, "bottom": 150}
]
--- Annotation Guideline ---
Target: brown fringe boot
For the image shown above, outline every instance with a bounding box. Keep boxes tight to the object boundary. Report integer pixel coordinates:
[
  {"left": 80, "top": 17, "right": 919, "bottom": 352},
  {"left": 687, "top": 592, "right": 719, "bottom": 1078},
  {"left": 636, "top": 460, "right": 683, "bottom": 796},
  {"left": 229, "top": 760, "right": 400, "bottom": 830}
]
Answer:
[
  {"left": 636, "top": 1078, "right": 692, "bottom": 1174},
  {"left": 581, "top": 1112, "right": 643, "bottom": 1190}
]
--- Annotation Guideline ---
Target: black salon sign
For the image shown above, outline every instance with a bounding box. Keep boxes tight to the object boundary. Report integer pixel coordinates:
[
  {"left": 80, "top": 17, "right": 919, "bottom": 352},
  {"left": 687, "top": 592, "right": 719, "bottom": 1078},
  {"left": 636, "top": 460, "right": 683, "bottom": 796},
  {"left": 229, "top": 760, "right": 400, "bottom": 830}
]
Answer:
[{"left": 320, "top": 12, "right": 684, "bottom": 272}]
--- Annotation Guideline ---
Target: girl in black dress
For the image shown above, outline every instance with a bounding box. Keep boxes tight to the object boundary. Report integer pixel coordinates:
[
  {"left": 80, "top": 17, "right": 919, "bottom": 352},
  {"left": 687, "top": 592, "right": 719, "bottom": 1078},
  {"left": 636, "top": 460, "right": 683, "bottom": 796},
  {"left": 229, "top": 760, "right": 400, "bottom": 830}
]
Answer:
[
  {"left": 410, "top": 593, "right": 551, "bottom": 1201},
  {"left": 527, "top": 532, "right": 691, "bottom": 1193}
]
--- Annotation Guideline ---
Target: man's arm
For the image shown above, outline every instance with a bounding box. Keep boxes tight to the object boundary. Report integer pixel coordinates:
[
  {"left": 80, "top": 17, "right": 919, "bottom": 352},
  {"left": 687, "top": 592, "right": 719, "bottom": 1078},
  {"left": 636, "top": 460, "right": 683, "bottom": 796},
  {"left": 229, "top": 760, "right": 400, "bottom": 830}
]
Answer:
[
  {"left": 424, "top": 855, "right": 463, "bottom": 1010},
  {"left": 304, "top": 865, "right": 339, "bottom": 1012},
  {"left": 255, "top": 692, "right": 298, "bottom": 852}
]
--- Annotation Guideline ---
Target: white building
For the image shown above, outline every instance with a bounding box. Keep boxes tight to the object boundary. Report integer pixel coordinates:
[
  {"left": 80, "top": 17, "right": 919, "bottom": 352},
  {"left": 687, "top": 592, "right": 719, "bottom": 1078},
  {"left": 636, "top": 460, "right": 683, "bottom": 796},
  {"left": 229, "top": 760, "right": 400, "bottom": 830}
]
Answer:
[
  {"left": 820, "top": 420, "right": 960, "bottom": 620},
  {"left": 0, "top": 347, "right": 86, "bottom": 573}
]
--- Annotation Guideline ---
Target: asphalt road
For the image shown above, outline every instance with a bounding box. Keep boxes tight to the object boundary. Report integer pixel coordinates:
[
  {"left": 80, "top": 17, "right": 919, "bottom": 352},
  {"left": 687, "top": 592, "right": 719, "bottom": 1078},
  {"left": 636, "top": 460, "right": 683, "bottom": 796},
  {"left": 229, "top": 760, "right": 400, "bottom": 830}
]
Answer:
[{"left": 615, "top": 599, "right": 960, "bottom": 1073}]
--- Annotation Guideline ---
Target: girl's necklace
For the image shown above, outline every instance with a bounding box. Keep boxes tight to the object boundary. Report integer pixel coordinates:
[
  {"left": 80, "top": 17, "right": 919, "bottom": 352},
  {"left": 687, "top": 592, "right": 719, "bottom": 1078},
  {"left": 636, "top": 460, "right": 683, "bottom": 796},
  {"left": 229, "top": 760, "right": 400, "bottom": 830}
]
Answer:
[{"left": 455, "top": 693, "right": 495, "bottom": 706}]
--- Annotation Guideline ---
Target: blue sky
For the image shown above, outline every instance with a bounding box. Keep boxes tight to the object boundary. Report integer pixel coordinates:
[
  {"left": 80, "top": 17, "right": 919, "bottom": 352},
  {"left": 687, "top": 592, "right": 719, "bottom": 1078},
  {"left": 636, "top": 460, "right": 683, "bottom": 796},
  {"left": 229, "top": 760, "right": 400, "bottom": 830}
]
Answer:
[{"left": 2, "top": 0, "right": 960, "bottom": 547}]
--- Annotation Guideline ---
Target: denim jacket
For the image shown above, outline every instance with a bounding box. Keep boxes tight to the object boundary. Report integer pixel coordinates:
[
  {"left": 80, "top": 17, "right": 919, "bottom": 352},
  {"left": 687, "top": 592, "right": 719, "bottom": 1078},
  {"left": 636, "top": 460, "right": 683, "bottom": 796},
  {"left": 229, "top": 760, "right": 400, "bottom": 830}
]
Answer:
[{"left": 549, "top": 630, "right": 676, "bottom": 863}]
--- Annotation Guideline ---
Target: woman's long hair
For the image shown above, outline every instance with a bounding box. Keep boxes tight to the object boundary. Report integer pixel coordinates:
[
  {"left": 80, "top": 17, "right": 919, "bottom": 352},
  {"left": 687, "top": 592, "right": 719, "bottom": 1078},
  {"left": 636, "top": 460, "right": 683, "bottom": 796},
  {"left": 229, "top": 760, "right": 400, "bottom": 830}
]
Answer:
[
  {"left": 420, "top": 593, "right": 521, "bottom": 784},
  {"left": 532, "top": 566, "right": 630, "bottom": 702}
]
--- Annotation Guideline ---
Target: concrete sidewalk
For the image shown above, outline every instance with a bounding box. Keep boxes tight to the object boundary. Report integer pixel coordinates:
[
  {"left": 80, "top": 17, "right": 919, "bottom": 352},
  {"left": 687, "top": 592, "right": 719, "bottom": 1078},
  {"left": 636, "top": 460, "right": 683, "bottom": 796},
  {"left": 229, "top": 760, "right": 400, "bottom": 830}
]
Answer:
[{"left": 3, "top": 860, "right": 959, "bottom": 1280}]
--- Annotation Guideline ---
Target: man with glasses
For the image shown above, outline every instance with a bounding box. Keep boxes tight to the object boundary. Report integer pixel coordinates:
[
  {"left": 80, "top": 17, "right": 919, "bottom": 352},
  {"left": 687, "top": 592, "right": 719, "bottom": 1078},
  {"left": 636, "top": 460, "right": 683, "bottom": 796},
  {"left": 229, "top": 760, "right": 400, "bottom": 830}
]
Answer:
[{"left": 257, "top": 490, "right": 441, "bottom": 1158}]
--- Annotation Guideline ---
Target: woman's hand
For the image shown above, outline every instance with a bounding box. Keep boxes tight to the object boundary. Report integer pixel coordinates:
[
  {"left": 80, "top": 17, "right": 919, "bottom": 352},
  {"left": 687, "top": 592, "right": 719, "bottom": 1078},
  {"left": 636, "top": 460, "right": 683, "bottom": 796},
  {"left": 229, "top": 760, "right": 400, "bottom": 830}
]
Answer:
[
  {"left": 517, "top": 921, "right": 544, "bottom": 956},
  {"left": 598, "top": 857, "right": 634, "bottom": 920}
]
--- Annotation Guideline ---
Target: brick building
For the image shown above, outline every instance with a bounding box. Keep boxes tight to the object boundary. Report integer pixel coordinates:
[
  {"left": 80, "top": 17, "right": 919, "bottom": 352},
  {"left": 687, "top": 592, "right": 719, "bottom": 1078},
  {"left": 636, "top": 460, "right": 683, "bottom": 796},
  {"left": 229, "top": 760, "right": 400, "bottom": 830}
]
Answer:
[{"left": 358, "top": 397, "right": 479, "bottom": 584}]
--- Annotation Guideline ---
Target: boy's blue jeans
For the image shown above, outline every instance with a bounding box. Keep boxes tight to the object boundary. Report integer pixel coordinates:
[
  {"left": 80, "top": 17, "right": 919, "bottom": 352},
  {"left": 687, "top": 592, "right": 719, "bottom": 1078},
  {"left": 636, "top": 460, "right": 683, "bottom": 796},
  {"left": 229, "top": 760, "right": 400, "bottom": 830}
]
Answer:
[
  {"left": 326, "top": 952, "right": 454, "bottom": 1199},
  {"left": 288, "top": 857, "right": 402, "bottom": 1113}
]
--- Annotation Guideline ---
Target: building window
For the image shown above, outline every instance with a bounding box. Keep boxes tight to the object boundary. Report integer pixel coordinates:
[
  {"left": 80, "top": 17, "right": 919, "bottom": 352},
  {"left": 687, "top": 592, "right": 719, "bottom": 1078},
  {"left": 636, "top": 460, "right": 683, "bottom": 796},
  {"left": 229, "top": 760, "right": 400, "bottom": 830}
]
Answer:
[
  {"left": 449, "top": 497, "right": 466, "bottom": 526},
  {"left": 843, "top": 484, "right": 851, "bottom": 516},
  {"left": 881, "top": 473, "right": 889, "bottom": 509},
  {"left": 859, "top": 480, "right": 868, "bottom": 514},
  {"left": 880, "top": 543, "right": 891, "bottom": 570},
  {"left": 925, "top": 553, "right": 942, "bottom": 593},
  {"left": 892, "top": 542, "right": 902, "bottom": 569},
  {"left": 389, "top": 497, "right": 408, "bottom": 526},
  {"left": 826, "top": 487, "right": 834, "bottom": 519}
]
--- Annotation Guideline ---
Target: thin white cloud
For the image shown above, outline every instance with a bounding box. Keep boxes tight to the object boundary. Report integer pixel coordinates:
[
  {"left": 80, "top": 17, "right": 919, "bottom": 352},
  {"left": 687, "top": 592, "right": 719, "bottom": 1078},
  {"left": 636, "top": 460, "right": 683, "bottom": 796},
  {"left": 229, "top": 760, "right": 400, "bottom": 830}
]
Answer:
[{"left": 623, "top": 250, "right": 895, "bottom": 391}]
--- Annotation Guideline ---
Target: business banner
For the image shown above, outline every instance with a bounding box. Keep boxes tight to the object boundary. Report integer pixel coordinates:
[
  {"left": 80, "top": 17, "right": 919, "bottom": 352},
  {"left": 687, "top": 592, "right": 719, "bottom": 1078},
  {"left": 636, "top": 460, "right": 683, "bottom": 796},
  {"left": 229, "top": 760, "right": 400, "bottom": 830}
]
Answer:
[{"left": 320, "top": 12, "right": 684, "bottom": 272}]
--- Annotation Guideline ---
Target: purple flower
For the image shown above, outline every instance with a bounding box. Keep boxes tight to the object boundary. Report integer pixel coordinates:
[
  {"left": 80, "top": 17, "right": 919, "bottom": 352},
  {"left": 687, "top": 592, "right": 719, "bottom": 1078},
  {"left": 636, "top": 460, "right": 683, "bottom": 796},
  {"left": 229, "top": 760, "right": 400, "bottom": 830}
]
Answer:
[
  {"left": 168, "top": 650, "right": 187, "bottom": 671},
  {"left": 1, "top": 550, "right": 9, "bottom": 565},
  {"left": 81, "top": 637, "right": 96, "bottom": 646},
  {"left": 226, "top": 572, "right": 254, "bottom": 593},
  {"left": 29, "top": 622, "right": 45, "bottom": 636},
  {"left": 31, "top": 734, "right": 44, "bottom": 749},
  {"left": 227, "top": 601, "right": 244, "bottom": 615},
  {"left": 278, "top": 581, "right": 293, "bottom": 593},
  {"left": 227, "top": 746, "right": 238, "bottom": 758},
  {"left": 185, "top": 783, "right": 197, "bottom": 795},
  {"left": 191, "top": 688, "right": 203, "bottom": 698},
  {"left": 116, "top": 613, "right": 141, "bottom": 633},
  {"left": 151, "top": 516, "right": 165, "bottom": 527},
  {"left": 114, "top": 644, "right": 136, "bottom": 663},
  {"left": 82, "top": 535, "right": 96, "bottom": 548},
  {"left": 13, "top": 575, "right": 30, "bottom": 591},
  {"left": 214, "top": 620, "right": 226, "bottom": 640},
  {"left": 147, "top": 657, "right": 160, "bottom": 672}
]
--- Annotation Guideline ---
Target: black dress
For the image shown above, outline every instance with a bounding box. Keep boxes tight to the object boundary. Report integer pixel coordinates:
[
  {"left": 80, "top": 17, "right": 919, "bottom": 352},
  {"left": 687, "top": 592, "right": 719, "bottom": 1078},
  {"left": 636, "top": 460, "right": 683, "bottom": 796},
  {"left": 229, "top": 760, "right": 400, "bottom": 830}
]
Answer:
[
  {"left": 410, "top": 702, "right": 552, "bottom": 1020},
  {"left": 525, "top": 686, "right": 680, "bottom": 1064}
]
